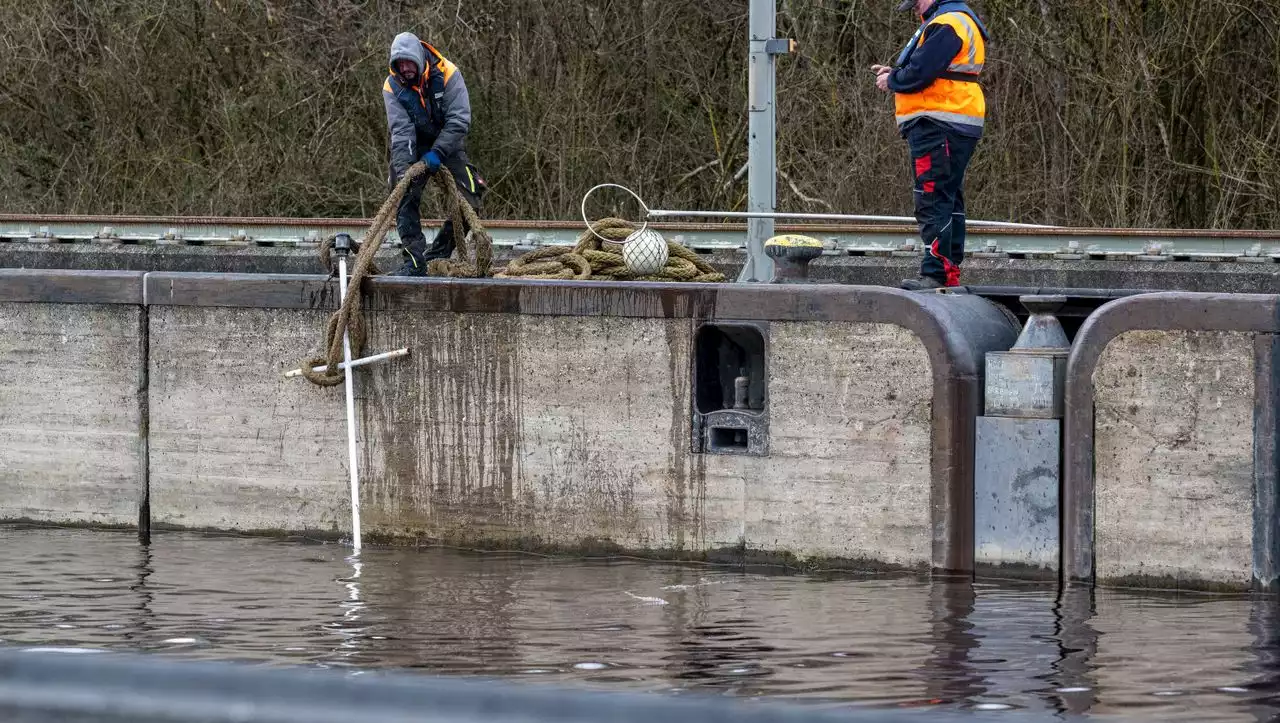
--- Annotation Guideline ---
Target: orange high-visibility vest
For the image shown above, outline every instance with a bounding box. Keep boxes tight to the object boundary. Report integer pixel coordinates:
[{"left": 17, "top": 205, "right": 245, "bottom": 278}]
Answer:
[{"left": 894, "top": 11, "right": 986, "bottom": 131}]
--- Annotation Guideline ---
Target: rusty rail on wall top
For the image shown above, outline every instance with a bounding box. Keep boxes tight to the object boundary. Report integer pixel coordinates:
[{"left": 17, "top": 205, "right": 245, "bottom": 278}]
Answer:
[{"left": 3, "top": 213, "right": 1280, "bottom": 261}]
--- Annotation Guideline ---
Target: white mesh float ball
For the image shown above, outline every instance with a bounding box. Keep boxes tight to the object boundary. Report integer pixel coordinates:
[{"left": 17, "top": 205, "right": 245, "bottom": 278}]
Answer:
[{"left": 622, "top": 228, "right": 669, "bottom": 275}]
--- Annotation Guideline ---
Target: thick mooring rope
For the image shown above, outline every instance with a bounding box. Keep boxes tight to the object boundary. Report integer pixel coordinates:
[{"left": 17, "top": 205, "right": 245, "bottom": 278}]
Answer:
[
  {"left": 494, "top": 218, "right": 726, "bottom": 283},
  {"left": 298, "top": 171, "right": 722, "bottom": 386},
  {"left": 299, "top": 161, "right": 493, "bottom": 387}
]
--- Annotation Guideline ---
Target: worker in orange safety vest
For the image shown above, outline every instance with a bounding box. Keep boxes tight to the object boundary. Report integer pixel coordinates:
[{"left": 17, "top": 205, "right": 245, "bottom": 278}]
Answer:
[{"left": 872, "top": 0, "right": 990, "bottom": 290}]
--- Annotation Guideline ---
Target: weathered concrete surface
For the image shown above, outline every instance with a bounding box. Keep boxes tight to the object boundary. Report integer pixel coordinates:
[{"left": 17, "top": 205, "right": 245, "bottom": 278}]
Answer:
[
  {"left": 702, "top": 322, "right": 934, "bottom": 568},
  {"left": 1, "top": 274, "right": 1008, "bottom": 572},
  {"left": 360, "top": 313, "right": 701, "bottom": 552},
  {"left": 805, "top": 256, "right": 1280, "bottom": 296},
  {"left": 1093, "top": 330, "right": 1255, "bottom": 588},
  {"left": 147, "top": 306, "right": 348, "bottom": 533},
  {"left": 0, "top": 303, "right": 142, "bottom": 525},
  {"left": 14, "top": 243, "right": 1280, "bottom": 295},
  {"left": 362, "top": 315, "right": 934, "bottom": 567},
  {"left": 974, "top": 417, "right": 1059, "bottom": 574}
]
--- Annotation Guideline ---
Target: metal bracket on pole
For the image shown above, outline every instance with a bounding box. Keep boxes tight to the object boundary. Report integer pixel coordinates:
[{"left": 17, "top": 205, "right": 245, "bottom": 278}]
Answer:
[{"left": 764, "top": 38, "right": 796, "bottom": 55}]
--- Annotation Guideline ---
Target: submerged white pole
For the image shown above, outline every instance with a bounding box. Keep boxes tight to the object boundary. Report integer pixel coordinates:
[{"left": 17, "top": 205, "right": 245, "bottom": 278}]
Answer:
[{"left": 334, "top": 235, "right": 362, "bottom": 553}]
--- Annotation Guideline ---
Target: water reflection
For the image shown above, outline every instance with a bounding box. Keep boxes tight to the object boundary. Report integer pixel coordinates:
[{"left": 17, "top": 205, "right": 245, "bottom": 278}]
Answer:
[
  {"left": 1, "top": 524, "right": 1278, "bottom": 721},
  {"left": 1240, "top": 597, "right": 1280, "bottom": 722},
  {"left": 1052, "top": 585, "right": 1100, "bottom": 715},
  {"left": 912, "top": 579, "right": 975, "bottom": 708},
  {"left": 324, "top": 553, "right": 365, "bottom": 666},
  {"left": 125, "top": 542, "right": 156, "bottom": 648}
]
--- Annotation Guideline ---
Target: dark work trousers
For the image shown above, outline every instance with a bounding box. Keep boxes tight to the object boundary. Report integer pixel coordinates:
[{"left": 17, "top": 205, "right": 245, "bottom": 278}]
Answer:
[
  {"left": 395, "top": 153, "right": 485, "bottom": 270},
  {"left": 906, "top": 120, "right": 979, "bottom": 286}
]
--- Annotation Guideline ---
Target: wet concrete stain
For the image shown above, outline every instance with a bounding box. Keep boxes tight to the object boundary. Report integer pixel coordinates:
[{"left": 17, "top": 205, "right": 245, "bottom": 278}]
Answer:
[
  {"left": 507, "top": 316, "right": 646, "bottom": 546},
  {"left": 362, "top": 312, "right": 523, "bottom": 539},
  {"left": 306, "top": 281, "right": 336, "bottom": 311},
  {"left": 1009, "top": 465, "right": 1057, "bottom": 526},
  {"left": 665, "top": 319, "right": 689, "bottom": 551},
  {"left": 364, "top": 312, "right": 699, "bottom": 549}
]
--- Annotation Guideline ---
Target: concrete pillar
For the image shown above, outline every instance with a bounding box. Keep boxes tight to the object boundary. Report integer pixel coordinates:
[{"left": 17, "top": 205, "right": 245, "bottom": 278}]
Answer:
[{"left": 974, "top": 295, "right": 1070, "bottom": 578}]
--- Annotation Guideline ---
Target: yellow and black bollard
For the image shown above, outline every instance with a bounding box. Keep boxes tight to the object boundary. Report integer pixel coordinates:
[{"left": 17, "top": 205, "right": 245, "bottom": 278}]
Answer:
[{"left": 764, "top": 234, "right": 823, "bottom": 283}]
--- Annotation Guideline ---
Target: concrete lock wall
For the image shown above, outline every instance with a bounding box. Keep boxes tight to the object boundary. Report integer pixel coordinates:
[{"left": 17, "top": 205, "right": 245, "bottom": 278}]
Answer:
[
  {"left": 360, "top": 314, "right": 936, "bottom": 567},
  {"left": 1094, "top": 330, "right": 1255, "bottom": 587},
  {"left": 148, "top": 305, "right": 349, "bottom": 533},
  {"left": 705, "top": 321, "right": 934, "bottom": 567},
  {"left": 1063, "top": 293, "right": 1280, "bottom": 591},
  {"left": 0, "top": 269, "right": 1018, "bottom": 574},
  {"left": 12, "top": 268, "right": 1280, "bottom": 591},
  {"left": 0, "top": 272, "right": 146, "bottom": 527},
  {"left": 21, "top": 239, "right": 1280, "bottom": 297}
]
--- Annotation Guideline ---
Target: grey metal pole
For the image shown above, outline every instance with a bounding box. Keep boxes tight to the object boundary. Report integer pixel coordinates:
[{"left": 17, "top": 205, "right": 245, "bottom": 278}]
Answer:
[{"left": 743, "top": 0, "right": 778, "bottom": 283}]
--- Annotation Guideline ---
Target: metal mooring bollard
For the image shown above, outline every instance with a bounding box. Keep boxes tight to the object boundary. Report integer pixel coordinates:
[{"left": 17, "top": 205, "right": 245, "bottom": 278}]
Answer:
[
  {"left": 764, "top": 235, "right": 823, "bottom": 283},
  {"left": 974, "top": 295, "right": 1070, "bottom": 578}
]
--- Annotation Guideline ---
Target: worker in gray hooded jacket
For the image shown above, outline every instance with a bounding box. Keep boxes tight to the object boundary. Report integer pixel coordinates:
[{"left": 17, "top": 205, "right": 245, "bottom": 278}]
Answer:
[{"left": 383, "top": 32, "right": 487, "bottom": 276}]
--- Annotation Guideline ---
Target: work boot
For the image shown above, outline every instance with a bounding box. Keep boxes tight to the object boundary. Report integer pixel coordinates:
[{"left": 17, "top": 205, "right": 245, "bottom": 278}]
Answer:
[
  {"left": 423, "top": 226, "right": 458, "bottom": 262},
  {"left": 388, "top": 251, "right": 428, "bottom": 277},
  {"left": 901, "top": 275, "right": 945, "bottom": 291},
  {"left": 388, "top": 260, "right": 426, "bottom": 277}
]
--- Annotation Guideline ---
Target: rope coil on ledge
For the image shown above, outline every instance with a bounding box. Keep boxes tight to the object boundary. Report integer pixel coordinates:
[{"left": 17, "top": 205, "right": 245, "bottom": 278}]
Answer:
[
  {"left": 495, "top": 217, "right": 726, "bottom": 283},
  {"left": 297, "top": 176, "right": 723, "bottom": 386}
]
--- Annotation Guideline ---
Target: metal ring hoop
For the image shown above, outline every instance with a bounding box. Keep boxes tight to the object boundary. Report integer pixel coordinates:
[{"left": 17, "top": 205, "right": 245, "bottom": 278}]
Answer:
[{"left": 580, "top": 183, "right": 651, "bottom": 245}]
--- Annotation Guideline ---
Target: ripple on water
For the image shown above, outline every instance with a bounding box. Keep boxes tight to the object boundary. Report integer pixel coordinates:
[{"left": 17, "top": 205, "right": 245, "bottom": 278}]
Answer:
[
  {"left": 1, "top": 524, "right": 1279, "bottom": 722},
  {"left": 21, "top": 647, "right": 107, "bottom": 654}
]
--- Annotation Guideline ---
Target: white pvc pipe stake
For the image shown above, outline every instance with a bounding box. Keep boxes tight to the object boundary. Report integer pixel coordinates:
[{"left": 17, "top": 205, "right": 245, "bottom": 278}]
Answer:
[
  {"left": 282, "top": 348, "right": 410, "bottom": 379},
  {"left": 337, "top": 256, "right": 362, "bottom": 553}
]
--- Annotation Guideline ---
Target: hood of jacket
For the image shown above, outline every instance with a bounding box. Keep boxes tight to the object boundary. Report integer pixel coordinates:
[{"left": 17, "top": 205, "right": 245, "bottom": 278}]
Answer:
[
  {"left": 926, "top": 1, "right": 989, "bottom": 38},
  {"left": 389, "top": 32, "right": 427, "bottom": 79}
]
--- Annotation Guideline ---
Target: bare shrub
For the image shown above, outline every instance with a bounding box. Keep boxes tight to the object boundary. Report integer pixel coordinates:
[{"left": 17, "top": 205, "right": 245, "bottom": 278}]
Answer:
[{"left": 1, "top": 0, "right": 1275, "bottom": 229}]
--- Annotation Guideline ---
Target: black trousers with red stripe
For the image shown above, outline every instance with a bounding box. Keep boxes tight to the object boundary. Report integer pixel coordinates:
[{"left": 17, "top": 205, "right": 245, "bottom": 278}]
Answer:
[{"left": 906, "top": 120, "right": 978, "bottom": 286}]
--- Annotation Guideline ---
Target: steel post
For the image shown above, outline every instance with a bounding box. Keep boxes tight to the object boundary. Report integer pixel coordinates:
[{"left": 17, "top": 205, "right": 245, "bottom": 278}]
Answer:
[{"left": 743, "top": 0, "right": 778, "bottom": 283}]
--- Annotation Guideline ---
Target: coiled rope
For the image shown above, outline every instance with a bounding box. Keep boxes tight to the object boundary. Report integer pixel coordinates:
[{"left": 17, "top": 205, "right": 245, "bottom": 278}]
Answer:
[
  {"left": 298, "top": 171, "right": 723, "bottom": 386},
  {"left": 299, "top": 161, "right": 493, "bottom": 386},
  {"left": 494, "top": 218, "right": 726, "bottom": 282}
]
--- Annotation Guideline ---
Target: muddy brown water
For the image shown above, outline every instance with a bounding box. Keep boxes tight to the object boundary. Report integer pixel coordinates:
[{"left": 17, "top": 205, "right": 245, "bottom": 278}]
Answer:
[{"left": 2, "top": 524, "right": 1278, "bottom": 721}]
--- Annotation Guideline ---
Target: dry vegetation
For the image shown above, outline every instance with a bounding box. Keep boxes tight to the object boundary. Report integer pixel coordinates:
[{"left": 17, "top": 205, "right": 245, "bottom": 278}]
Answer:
[{"left": 2, "top": 0, "right": 1276, "bottom": 228}]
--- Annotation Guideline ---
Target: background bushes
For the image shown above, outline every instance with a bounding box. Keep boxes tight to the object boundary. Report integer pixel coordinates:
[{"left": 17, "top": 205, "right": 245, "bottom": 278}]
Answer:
[{"left": 2, "top": 0, "right": 1275, "bottom": 228}]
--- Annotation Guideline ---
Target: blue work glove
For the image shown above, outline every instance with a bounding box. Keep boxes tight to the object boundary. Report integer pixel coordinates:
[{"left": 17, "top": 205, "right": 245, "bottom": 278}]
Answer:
[{"left": 421, "top": 150, "right": 442, "bottom": 173}]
